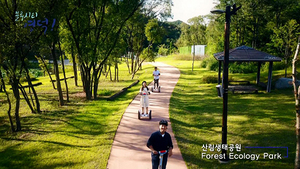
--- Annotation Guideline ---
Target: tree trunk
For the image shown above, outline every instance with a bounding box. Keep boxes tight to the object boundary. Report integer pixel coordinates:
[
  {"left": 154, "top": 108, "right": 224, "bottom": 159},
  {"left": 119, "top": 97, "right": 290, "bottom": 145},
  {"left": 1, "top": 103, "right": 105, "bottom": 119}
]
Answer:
[
  {"left": 125, "top": 55, "right": 131, "bottom": 74},
  {"left": 24, "top": 65, "right": 40, "bottom": 113},
  {"left": 131, "top": 52, "right": 134, "bottom": 73},
  {"left": 28, "top": 86, "right": 35, "bottom": 108},
  {"left": 105, "top": 65, "right": 110, "bottom": 78},
  {"left": 133, "top": 55, "right": 138, "bottom": 74},
  {"left": 292, "top": 37, "right": 300, "bottom": 169},
  {"left": 93, "top": 68, "right": 100, "bottom": 100},
  {"left": 0, "top": 70, "right": 15, "bottom": 132},
  {"left": 51, "top": 42, "right": 64, "bottom": 106},
  {"left": 40, "top": 56, "right": 56, "bottom": 89},
  {"left": 80, "top": 64, "right": 86, "bottom": 92},
  {"left": 131, "top": 58, "right": 146, "bottom": 79},
  {"left": 109, "top": 65, "right": 112, "bottom": 81},
  {"left": 285, "top": 59, "right": 288, "bottom": 78},
  {"left": 116, "top": 62, "right": 119, "bottom": 82},
  {"left": 58, "top": 40, "right": 69, "bottom": 102},
  {"left": 114, "top": 63, "right": 117, "bottom": 81},
  {"left": 11, "top": 77, "right": 21, "bottom": 131},
  {"left": 18, "top": 83, "right": 35, "bottom": 113},
  {"left": 82, "top": 66, "right": 92, "bottom": 100},
  {"left": 71, "top": 46, "right": 78, "bottom": 87}
]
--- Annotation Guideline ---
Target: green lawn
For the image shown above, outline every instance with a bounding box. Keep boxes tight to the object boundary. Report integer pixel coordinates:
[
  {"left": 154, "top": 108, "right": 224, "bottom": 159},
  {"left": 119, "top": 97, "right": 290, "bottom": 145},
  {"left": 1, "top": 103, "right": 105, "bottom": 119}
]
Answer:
[
  {"left": 157, "top": 55, "right": 295, "bottom": 169},
  {"left": 0, "top": 63, "right": 154, "bottom": 169},
  {"left": 0, "top": 56, "right": 296, "bottom": 169}
]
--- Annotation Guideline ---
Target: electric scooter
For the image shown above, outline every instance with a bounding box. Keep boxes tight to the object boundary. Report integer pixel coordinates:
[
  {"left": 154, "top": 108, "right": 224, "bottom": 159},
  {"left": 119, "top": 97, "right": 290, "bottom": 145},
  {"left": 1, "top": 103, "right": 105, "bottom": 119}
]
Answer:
[
  {"left": 158, "top": 150, "right": 168, "bottom": 169},
  {"left": 151, "top": 79, "right": 161, "bottom": 92}
]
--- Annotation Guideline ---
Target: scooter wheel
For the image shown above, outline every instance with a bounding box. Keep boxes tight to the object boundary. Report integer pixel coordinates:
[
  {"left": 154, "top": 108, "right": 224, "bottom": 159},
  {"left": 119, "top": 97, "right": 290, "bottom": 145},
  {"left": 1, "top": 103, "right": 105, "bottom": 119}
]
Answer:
[
  {"left": 138, "top": 110, "right": 140, "bottom": 119},
  {"left": 151, "top": 87, "right": 153, "bottom": 92},
  {"left": 149, "top": 110, "right": 152, "bottom": 119},
  {"left": 158, "top": 86, "right": 160, "bottom": 93}
]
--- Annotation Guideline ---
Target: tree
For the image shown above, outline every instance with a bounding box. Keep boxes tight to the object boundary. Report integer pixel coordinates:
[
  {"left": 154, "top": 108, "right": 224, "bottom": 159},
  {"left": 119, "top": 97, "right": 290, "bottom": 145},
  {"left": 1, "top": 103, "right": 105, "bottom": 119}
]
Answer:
[
  {"left": 292, "top": 36, "right": 300, "bottom": 169},
  {"left": 65, "top": 0, "right": 144, "bottom": 100},
  {"left": 268, "top": 20, "right": 299, "bottom": 77},
  {"left": 122, "top": 0, "right": 172, "bottom": 79},
  {"left": 130, "top": 18, "right": 165, "bottom": 79},
  {"left": 176, "top": 16, "right": 207, "bottom": 47}
]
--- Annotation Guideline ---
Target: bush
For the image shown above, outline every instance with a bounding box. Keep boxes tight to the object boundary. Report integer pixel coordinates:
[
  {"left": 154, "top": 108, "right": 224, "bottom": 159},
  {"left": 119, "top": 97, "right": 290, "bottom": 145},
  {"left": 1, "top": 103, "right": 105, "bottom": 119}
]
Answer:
[
  {"left": 207, "top": 59, "right": 219, "bottom": 71},
  {"left": 29, "top": 69, "right": 44, "bottom": 78},
  {"left": 261, "top": 62, "right": 286, "bottom": 72},
  {"left": 200, "top": 57, "right": 209, "bottom": 68},
  {"left": 202, "top": 75, "right": 218, "bottom": 83},
  {"left": 158, "top": 45, "right": 169, "bottom": 56},
  {"left": 229, "top": 62, "right": 257, "bottom": 74},
  {"left": 200, "top": 56, "right": 219, "bottom": 71}
]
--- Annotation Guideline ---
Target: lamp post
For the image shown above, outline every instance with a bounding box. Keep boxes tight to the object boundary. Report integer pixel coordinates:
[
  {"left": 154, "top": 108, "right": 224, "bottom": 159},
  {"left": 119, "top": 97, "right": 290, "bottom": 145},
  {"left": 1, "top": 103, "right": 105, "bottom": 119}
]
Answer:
[{"left": 211, "top": 4, "right": 241, "bottom": 163}]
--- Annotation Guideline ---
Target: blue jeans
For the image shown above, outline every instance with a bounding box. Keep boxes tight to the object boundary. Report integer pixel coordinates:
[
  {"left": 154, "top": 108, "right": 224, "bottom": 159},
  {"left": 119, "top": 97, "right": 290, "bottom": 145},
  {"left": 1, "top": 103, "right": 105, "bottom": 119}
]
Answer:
[{"left": 151, "top": 152, "right": 168, "bottom": 169}]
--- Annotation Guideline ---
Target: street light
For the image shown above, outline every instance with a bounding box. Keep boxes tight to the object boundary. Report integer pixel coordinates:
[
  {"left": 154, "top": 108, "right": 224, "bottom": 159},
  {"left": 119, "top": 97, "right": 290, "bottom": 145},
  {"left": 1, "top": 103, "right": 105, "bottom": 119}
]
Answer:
[{"left": 210, "top": 4, "right": 241, "bottom": 163}]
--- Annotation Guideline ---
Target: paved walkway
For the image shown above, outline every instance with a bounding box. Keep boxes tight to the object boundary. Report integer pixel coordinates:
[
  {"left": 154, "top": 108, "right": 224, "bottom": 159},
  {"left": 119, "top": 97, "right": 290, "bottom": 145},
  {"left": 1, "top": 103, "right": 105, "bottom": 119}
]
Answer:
[{"left": 107, "top": 62, "right": 187, "bottom": 169}]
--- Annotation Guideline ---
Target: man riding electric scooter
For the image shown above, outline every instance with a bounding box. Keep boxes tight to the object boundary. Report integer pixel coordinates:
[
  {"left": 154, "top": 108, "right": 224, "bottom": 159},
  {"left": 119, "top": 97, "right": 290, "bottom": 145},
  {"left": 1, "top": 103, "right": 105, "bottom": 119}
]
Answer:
[{"left": 147, "top": 120, "right": 173, "bottom": 169}]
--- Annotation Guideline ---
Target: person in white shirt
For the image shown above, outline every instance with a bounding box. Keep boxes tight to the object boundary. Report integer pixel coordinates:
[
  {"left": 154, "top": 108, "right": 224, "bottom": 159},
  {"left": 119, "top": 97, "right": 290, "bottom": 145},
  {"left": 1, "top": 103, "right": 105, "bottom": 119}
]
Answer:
[{"left": 153, "top": 67, "right": 160, "bottom": 89}]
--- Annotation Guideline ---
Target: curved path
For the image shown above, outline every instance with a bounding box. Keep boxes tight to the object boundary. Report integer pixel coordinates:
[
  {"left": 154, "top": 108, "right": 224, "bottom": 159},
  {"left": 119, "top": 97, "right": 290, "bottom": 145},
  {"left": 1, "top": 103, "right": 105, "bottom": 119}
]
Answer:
[{"left": 107, "top": 62, "right": 187, "bottom": 169}]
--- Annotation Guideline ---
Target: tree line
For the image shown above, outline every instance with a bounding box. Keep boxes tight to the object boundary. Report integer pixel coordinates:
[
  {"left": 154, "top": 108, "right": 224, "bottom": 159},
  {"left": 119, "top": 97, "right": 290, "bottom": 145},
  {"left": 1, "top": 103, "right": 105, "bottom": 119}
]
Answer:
[{"left": 175, "top": 0, "right": 300, "bottom": 75}]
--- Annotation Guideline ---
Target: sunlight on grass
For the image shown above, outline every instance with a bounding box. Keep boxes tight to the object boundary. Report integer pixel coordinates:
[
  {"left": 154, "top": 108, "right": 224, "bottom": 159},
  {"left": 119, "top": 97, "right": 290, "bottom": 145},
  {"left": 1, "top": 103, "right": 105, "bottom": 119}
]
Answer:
[
  {"left": 157, "top": 55, "right": 295, "bottom": 169},
  {"left": 0, "top": 62, "right": 154, "bottom": 169}
]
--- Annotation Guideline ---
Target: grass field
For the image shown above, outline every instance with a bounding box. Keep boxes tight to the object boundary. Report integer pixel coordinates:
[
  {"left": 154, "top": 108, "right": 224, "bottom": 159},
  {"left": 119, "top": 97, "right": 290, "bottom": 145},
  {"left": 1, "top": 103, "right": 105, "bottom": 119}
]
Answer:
[
  {"left": 0, "top": 62, "right": 154, "bottom": 169},
  {"left": 156, "top": 55, "right": 295, "bottom": 169},
  {"left": 0, "top": 55, "right": 296, "bottom": 169}
]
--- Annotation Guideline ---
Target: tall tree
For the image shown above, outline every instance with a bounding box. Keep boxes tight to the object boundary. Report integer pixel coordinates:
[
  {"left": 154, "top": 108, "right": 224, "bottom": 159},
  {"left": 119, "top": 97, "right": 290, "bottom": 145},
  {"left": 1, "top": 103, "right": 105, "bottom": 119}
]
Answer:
[
  {"left": 292, "top": 36, "right": 300, "bottom": 169},
  {"left": 268, "top": 20, "right": 299, "bottom": 77},
  {"left": 65, "top": 0, "right": 144, "bottom": 100}
]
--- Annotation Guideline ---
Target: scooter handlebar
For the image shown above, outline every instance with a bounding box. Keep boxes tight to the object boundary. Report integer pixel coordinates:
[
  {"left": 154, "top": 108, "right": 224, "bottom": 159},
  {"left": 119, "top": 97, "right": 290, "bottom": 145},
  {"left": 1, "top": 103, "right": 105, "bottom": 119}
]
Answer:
[{"left": 158, "top": 150, "right": 168, "bottom": 155}]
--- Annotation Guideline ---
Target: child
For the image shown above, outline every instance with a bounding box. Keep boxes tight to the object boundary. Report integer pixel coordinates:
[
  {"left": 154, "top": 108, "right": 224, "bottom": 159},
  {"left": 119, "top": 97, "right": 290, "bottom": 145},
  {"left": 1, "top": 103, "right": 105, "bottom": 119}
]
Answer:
[{"left": 140, "top": 81, "right": 150, "bottom": 115}]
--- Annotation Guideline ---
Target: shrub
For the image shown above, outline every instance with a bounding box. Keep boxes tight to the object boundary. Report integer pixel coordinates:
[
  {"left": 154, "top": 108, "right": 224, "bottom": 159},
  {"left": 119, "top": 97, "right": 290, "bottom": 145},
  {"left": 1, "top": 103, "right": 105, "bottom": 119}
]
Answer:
[
  {"left": 29, "top": 69, "right": 44, "bottom": 78},
  {"left": 200, "top": 56, "right": 219, "bottom": 71},
  {"left": 228, "top": 62, "right": 257, "bottom": 74},
  {"left": 200, "top": 56, "right": 210, "bottom": 68},
  {"left": 261, "top": 61, "right": 286, "bottom": 72},
  {"left": 158, "top": 44, "right": 169, "bottom": 56},
  {"left": 202, "top": 75, "right": 218, "bottom": 83},
  {"left": 207, "top": 59, "right": 219, "bottom": 71}
]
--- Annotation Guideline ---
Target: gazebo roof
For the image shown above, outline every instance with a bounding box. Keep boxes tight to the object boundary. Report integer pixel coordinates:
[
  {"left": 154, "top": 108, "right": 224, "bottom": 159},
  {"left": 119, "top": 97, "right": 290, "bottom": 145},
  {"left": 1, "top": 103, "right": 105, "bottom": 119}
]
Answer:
[{"left": 213, "top": 45, "right": 282, "bottom": 62}]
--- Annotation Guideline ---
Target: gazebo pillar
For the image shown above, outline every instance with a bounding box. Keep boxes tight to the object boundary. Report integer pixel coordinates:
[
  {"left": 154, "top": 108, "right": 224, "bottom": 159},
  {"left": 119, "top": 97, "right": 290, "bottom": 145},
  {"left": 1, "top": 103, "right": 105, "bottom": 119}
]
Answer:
[
  {"left": 267, "top": 62, "right": 273, "bottom": 93},
  {"left": 256, "top": 62, "right": 261, "bottom": 85},
  {"left": 218, "top": 61, "right": 222, "bottom": 84}
]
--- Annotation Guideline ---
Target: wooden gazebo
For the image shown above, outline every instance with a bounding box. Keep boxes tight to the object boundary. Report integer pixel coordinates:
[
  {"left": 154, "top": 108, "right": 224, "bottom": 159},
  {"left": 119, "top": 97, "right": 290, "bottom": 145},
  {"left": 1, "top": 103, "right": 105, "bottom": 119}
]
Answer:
[{"left": 213, "top": 45, "right": 282, "bottom": 92}]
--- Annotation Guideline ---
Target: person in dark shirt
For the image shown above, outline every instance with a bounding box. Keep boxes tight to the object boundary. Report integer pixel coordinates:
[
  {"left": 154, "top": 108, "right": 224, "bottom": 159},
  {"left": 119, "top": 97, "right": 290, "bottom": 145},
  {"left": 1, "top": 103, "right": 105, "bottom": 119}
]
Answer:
[{"left": 147, "top": 119, "right": 173, "bottom": 169}]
